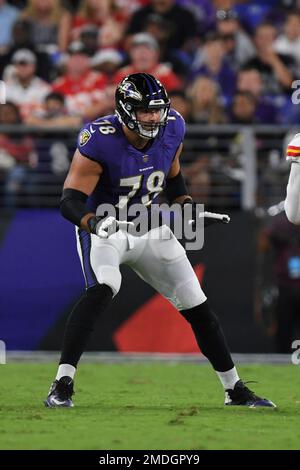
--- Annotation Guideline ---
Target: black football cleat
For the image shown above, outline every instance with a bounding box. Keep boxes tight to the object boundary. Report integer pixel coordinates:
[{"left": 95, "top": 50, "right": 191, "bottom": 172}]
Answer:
[
  {"left": 225, "top": 380, "right": 276, "bottom": 408},
  {"left": 44, "top": 376, "right": 74, "bottom": 408}
]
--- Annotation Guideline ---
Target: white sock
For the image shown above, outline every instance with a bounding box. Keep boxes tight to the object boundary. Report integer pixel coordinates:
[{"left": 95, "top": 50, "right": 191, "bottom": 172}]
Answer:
[
  {"left": 216, "top": 366, "right": 240, "bottom": 390},
  {"left": 55, "top": 364, "right": 76, "bottom": 381}
]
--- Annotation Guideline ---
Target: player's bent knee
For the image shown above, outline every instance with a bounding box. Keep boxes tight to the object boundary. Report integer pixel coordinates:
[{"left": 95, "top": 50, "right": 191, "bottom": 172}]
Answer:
[
  {"left": 67, "top": 284, "right": 113, "bottom": 331},
  {"left": 94, "top": 265, "right": 122, "bottom": 297},
  {"left": 171, "top": 278, "right": 207, "bottom": 310}
]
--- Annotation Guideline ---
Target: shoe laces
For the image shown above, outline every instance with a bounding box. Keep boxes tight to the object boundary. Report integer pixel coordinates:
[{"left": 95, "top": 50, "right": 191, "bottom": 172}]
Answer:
[
  {"left": 55, "top": 378, "right": 74, "bottom": 400},
  {"left": 227, "top": 380, "right": 259, "bottom": 403}
]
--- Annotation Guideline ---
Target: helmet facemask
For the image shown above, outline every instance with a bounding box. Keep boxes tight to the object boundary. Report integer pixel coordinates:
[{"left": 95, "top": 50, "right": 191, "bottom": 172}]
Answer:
[
  {"left": 117, "top": 100, "right": 169, "bottom": 139},
  {"left": 134, "top": 103, "right": 170, "bottom": 139}
]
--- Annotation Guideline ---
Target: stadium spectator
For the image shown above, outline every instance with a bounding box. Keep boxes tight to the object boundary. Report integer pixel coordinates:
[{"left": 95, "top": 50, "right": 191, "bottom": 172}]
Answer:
[
  {"left": 25, "top": 92, "right": 75, "bottom": 178},
  {"left": 60, "top": 0, "right": 127, "bottom": 52},
  {"left": 0, "top": 101, "right": 37, "bottom": 207},
  {"left": 113, "top": 33, "right": 182, "bottom": 92},
  {"left": 236, "top": 67, "right": 279, "bottom": 124},
  {"left": 182, "top": 154, "right": 211, "bottom": 205},
  {"left": 61, "top": 0, "right": 146, "bottom": 18},
  {"left": 78, "top": 24, "right": 99, "bottom": 57},
  {"left": 189, "top": 33, "right": 236, "bottom": 103},
  {"left": 91, "top": 48, "right": 123, "bottom": 81},
  {"left": 215, "top": 9, "right": 255, "bottom": 68},
  {"left": 168, "top": 90, "right": 191, "bottom": 122},
  {"left": 116, "top": 0, "right": 151, "bottom": 17},
  {"left": 126, "top": 0, "right": 198, "bottom": 52},
  {"left": 274, "top": 11, "right": 300, "bottom": 75},
  {"left": 234, "top": 0, "right": 286, "bottom": 35},
  {"left": 0, "top": 19, "right": 54, "bottom": 82},
  {"left": 25, "top": 91, "right": 82, "bottom": 128},
  {"left": 244, "top": 22, "right": 295, "bottom": 95},
  {"left": 52, "top": 50, "right": 110, "bottom": 120},
  {"left": 177, "top": 0, "right": 216, "bottom": 34},
  {"left": 21, "top": 0, "right": 68, "bottom": 54},
  {"left": 141, "top": 13, "right": 192, "bottom": 78},
  {"left": 8, "top": 1, "right": 27, "bottom": 7},
  {"left": 5, "top": 49, "right": 51, "bottom": 120},
  {"left": 230, "top": 91, "right": 257, "bottom": 124},
  {"left": 0, "top": 0, "right": 19, "bottom": 53},
  {"left": 61, "top": 0, "right": 81, "bottom": 13},
  {"left": 187, "top": 75, "right": 227, "bottom": 124}
]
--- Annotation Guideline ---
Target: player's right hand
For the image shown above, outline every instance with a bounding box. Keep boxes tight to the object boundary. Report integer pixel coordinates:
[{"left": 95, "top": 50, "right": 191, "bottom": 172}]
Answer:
[{"left": 89, "top": 216, "right": 134, "bottom": 238}]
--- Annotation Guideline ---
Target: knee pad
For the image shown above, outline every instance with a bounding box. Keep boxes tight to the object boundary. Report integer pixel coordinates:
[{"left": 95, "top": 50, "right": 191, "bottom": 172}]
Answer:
[
  {"left": 173, "top": 278, "right": 207, "bottom": 310},
  {"left": 180, "top": 301, "right": 220, "bottom": 333},
  {"left": 93, "top": 265, "right": 122, "bottom": 297}
]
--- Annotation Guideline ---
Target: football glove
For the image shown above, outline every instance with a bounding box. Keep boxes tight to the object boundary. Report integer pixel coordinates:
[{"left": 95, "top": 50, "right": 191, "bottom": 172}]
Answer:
[
  {"left": 87, "top": 215, "right": 134, "bottom": 238},
  {"left": 181, "top": 201, "right": 230, "bottom": 227},
  {"left": 197, "top": 210, "right": 230, "bottom": 227}
]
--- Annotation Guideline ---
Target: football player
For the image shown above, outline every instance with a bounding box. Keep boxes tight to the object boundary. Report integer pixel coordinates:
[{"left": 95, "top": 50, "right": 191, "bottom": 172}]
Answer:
[
  {"left": 45, "top": 73, "right": 275, "bottom": 408},
  {"left": 285, "top": 133, "right": 300, "bottom": 225}
]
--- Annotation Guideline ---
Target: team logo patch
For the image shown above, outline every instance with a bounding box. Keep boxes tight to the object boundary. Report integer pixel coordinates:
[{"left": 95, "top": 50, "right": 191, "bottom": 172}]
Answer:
[
  {"left": 79, "top": 129, "right": 91, "bottom": 146},
  {"left": 119, "top": 81, "right": 142, "bottom": 101}
]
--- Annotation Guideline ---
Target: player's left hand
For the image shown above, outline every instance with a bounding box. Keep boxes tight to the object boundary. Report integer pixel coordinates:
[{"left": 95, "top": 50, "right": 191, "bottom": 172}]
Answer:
[
  {"left": 181, "top": 201, "right": 230, "bottom": 227},
  {"left": 199, "top": 211, "right": 230, "bottom": 227}
]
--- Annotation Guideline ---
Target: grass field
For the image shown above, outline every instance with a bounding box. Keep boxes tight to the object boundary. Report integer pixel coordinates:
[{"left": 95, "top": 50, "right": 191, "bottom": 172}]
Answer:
[{"left": 0, "top": 362, "right": 299, "bottom": 450}]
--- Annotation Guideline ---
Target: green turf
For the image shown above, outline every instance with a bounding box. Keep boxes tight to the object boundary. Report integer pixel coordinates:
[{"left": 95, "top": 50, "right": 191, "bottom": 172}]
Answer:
[{"left": 0, "top": 363, "right": 299, "bottom": 450}]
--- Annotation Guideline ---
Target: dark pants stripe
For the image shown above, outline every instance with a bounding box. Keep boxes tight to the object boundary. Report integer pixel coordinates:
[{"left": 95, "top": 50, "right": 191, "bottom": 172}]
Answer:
[{"left": 78, "top": 228, "right": 98, "bottom": 288}]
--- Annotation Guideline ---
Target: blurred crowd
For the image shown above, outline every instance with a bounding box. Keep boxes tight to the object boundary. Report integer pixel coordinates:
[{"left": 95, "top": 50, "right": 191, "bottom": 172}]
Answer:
[{"left": 1, "top": 0, "right": 300, "bottom": 128}]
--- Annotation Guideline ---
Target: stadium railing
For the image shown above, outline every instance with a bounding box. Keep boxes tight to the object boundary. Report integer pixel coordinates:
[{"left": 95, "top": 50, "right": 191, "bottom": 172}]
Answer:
[{"left": 0, "top": 124, "right": 298, "bottom": 210}]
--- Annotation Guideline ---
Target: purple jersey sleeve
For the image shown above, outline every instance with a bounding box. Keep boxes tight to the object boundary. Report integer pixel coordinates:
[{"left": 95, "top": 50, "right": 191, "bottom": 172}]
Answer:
[
  {"left": 166, "top": 109, "right": 186, "bottom": 156},
  {"left": 175, "top": 109, "right": 186, "bottom": 142},
  {"left": 77, "top": 122, "right": 103, "bottom": 162}
]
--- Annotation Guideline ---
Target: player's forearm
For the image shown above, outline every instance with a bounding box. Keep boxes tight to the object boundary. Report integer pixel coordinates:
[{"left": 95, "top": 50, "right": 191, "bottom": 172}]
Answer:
[
  {"left": 60, "top": 188, "right": 95, "bottom": 231},
  {"left": 165, "top": 170, "right": 190, "bottom": 204},
  {"left": 285, "top": 163, "right": 300, "bottom": 224}
]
